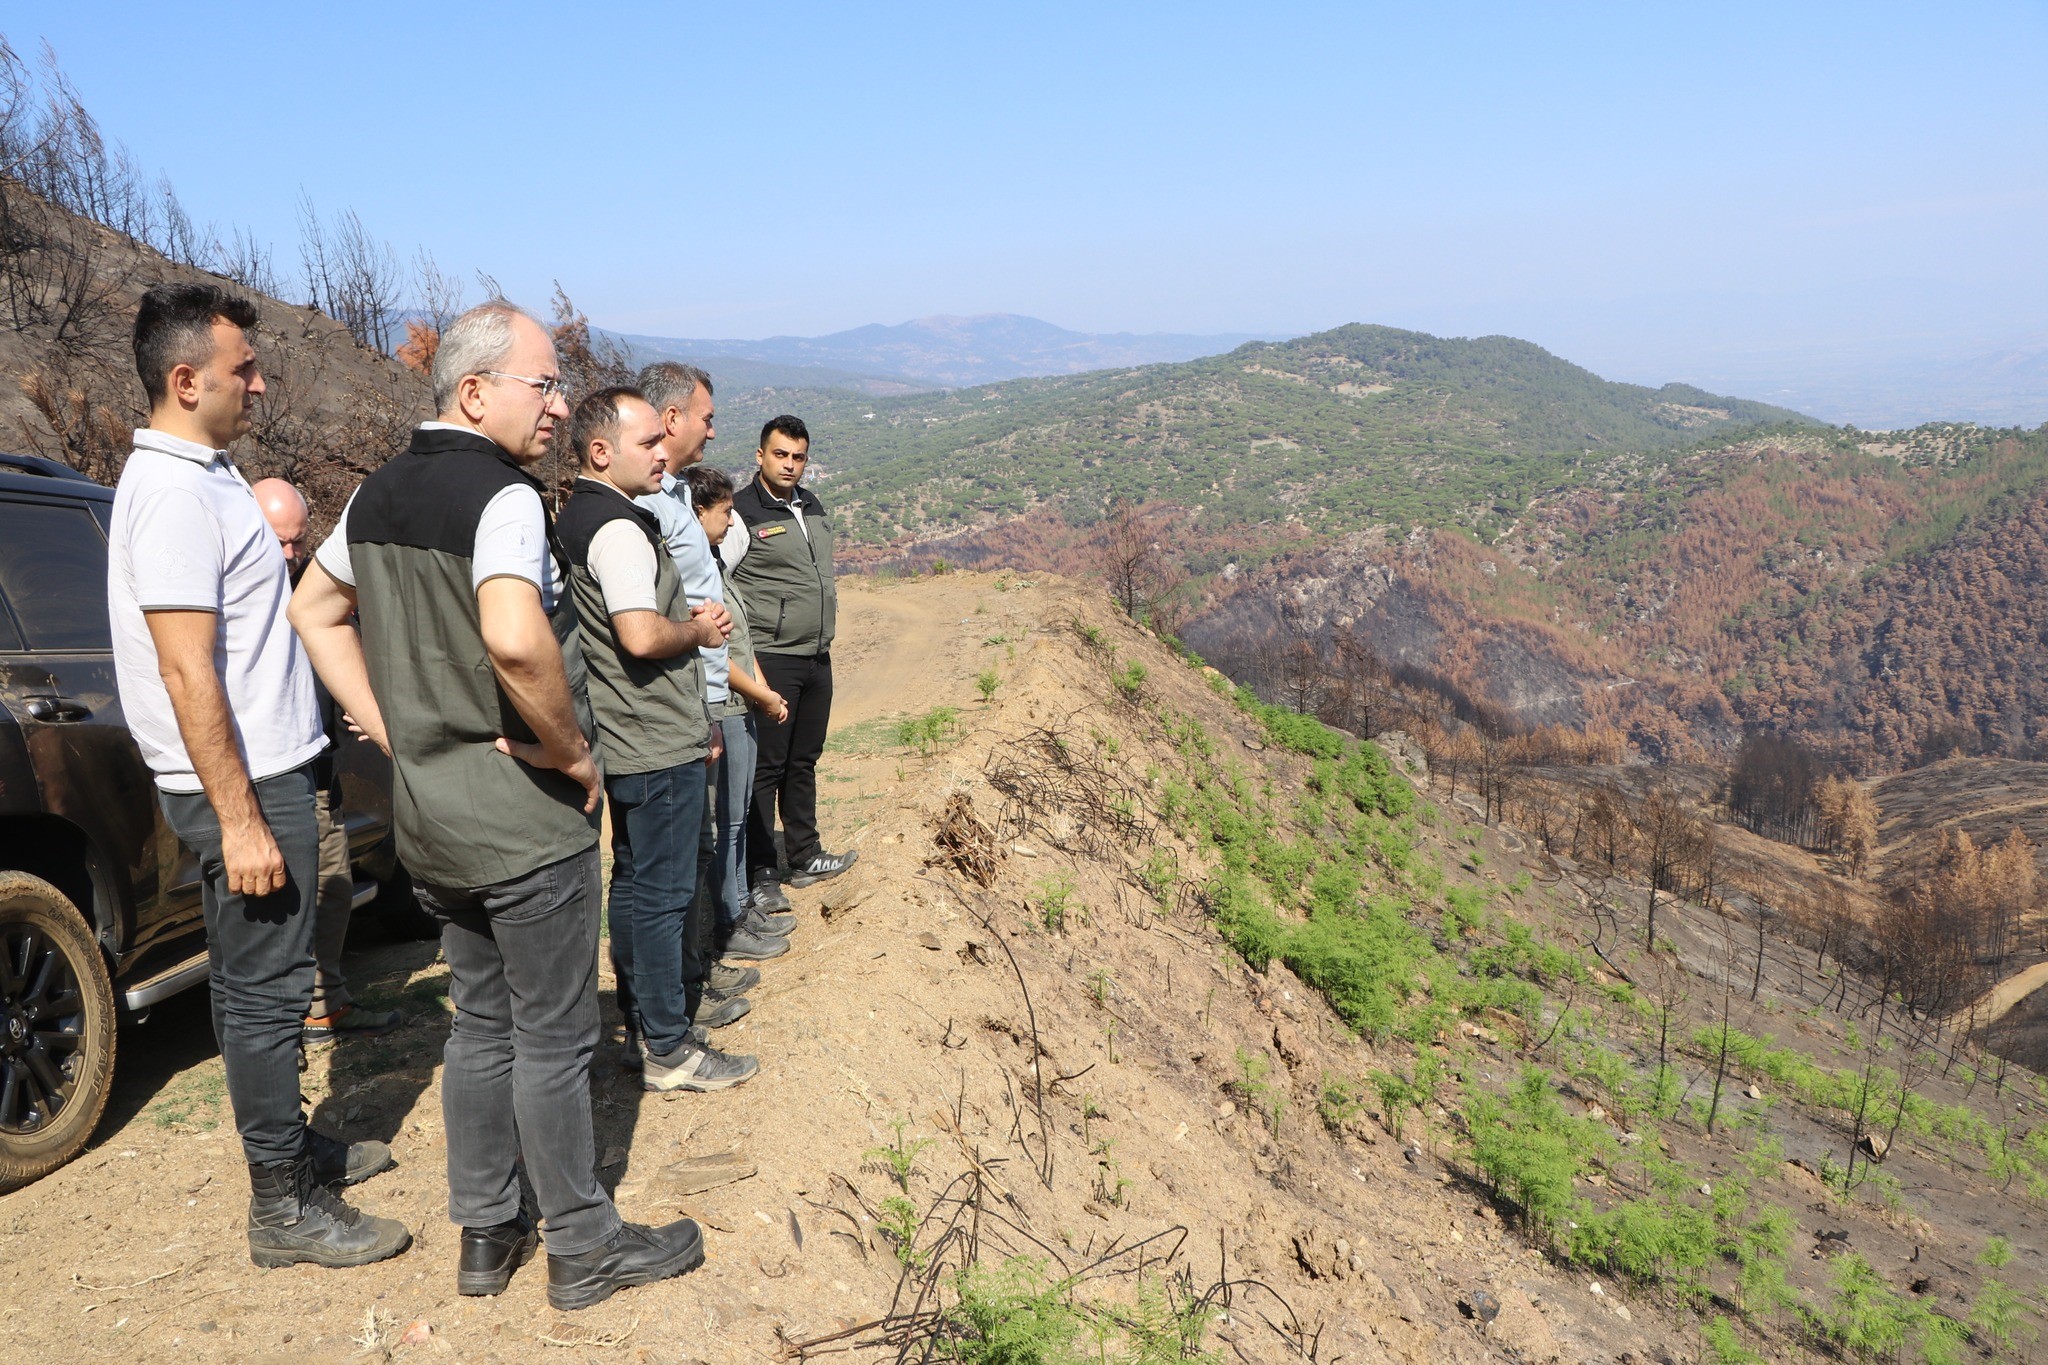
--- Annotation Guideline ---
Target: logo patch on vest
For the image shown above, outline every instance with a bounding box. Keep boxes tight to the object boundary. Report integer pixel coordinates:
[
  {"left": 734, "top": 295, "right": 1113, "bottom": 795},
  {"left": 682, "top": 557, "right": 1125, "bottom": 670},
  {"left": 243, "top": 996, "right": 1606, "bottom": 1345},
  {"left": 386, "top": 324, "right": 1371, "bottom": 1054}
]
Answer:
[{"left": 757, "top": 525, "right": 788, "bottom": 538}]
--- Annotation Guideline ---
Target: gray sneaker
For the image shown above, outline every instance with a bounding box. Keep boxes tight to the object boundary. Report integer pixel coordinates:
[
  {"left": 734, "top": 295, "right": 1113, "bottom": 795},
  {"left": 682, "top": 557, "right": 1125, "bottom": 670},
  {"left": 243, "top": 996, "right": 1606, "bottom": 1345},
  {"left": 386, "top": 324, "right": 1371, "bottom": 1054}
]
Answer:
[
  {"left": 742, "top": 903, "right": 796, "bottom": 937},
  {"left": 693, "top": 993, "right": 751, "bottom": 1029},
  {"left": 706, "top": 962, "right": 760, "bottom": 995},
  {"left": 786, "top": 850, "right": 858, "bottom": 887},
  {"left": 643, "top": 1040, "right": 759, "bottom": 1093},
  {"left": 721, "top": 925, "right": 791, "bottom": 961},
  {"left": 750, "top": 876, "right": 791, "bottom": 913},
  {"left": 618, "top": 1022, "right": 708, "bottom": 1069}
]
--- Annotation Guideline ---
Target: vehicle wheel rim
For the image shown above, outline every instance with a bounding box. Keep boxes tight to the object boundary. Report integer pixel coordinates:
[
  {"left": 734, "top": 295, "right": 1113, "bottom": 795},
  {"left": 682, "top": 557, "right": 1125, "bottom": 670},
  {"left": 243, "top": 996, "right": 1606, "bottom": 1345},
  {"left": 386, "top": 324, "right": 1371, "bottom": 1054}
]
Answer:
[{"left": 0, "top": 925, "right": 87, "bottom": 1135}]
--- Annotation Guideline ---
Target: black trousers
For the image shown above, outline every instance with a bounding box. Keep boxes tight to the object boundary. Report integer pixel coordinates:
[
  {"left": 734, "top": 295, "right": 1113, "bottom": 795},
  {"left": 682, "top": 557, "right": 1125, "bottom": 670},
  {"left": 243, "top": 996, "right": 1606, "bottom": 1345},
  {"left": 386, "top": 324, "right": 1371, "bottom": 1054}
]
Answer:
[{"left": 749, "top": 651, "right": 833, "bottom": 876}]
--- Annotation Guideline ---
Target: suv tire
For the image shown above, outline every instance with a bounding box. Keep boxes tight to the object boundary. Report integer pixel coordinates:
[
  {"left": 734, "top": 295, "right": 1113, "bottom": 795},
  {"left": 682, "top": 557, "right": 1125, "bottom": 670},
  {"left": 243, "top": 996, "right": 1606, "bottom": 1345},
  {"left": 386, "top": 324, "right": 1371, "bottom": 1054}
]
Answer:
[{"left": 0, "top": 871, "right": 115, "bottom": 1192}]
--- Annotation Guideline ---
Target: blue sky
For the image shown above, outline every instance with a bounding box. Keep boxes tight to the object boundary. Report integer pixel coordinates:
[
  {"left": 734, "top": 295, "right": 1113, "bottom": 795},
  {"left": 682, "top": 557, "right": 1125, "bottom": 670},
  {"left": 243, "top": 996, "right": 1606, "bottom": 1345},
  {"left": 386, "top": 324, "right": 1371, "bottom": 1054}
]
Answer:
[{"left": 19, "top": 3, "right": 2048, "bottom": 413}]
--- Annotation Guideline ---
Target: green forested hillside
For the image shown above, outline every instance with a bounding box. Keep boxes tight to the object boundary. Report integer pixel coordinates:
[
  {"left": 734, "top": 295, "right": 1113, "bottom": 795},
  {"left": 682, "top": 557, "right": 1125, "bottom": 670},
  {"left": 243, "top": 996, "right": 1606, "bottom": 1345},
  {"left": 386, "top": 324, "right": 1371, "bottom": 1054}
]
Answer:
[{"left": 716, "top": 323, "right": 1817, "bottom": 546}]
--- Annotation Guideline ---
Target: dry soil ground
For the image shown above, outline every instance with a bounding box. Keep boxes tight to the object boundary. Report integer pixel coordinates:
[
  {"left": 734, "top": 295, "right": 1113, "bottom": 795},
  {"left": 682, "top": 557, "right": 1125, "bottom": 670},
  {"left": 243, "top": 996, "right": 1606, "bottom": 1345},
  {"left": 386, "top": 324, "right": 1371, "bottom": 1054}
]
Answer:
[{"left": 0, "top": 573, "right": 1811, "bottom": 1363}]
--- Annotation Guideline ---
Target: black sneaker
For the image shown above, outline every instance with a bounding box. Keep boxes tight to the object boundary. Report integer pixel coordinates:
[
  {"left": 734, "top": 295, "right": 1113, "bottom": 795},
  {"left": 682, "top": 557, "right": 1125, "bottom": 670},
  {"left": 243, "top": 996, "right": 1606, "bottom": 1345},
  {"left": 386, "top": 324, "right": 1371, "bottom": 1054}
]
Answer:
[
  {"left": 306, "top": 1127, "right": 394, "bottom": 1187},
  {"left": 547, "top": 1218, "right": 705, "bottom": 1312},
  {"left": 693, "top": 993, "right": 752, "bottom": 1030},
  {"left": 720, "top": 925, "right": 790, "bottom": 961},
  {"left": 786, "top": 850, "right": 859, "bottom": 887},
  {"left": 458, "top": 1213, "right": 538, "bottom": 1296},
  {"left": 706, "top": 962, "right": 760, "bottom": 995},
  {"left": 642, "top": 1040, "right": 759, "bottom": 1093},
  {"left": 247, "top": 1157, "right": 412, "bottom": 1269},
  {"left": 750, "top": 876, "right": 791, "bottom": 913}
]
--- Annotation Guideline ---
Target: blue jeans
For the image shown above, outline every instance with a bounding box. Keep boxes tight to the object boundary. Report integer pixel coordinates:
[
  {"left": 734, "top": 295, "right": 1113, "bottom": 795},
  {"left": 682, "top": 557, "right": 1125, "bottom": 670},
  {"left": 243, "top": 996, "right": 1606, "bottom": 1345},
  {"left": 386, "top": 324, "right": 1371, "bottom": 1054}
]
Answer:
[
  {"left": 158, "top": 764, "right": 320, "bottom": 1167},
  {"left": 713, "top": 713, "right": 757, "bottom": 928},
  {"left": 417, "top": 846, "right": 619, "bottom": 1255},
  {"left": 606, "top": 760, "right": 707, "bottom": 1057}
]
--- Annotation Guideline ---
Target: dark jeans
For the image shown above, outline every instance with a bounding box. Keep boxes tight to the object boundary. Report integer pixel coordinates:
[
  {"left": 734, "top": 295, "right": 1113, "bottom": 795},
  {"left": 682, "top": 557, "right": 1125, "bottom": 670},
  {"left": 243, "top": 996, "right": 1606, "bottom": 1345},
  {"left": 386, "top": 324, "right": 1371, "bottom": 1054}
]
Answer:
[
  {"left": 159, "top": 764, "right": 320, "bottom": 1167},
  {"left": 749, "top": 651, "right": 833, "bottom": 876},
  {"left": 606, "top": 760, "right": 712, "bottom": 1056},
  {"left": 712, "top": 712, "right": 757, "bottom": 928},
  {"left": 417, "top": 846, "right": 619, "bottom": 1256}
]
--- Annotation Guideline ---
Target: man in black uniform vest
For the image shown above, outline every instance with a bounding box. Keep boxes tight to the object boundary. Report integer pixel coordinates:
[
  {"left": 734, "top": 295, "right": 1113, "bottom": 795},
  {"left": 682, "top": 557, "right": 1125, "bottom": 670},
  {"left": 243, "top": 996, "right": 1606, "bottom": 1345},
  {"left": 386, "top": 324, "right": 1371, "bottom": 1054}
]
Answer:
[{"left": 722, "top": 416, "right": 858, "bottom": 904}]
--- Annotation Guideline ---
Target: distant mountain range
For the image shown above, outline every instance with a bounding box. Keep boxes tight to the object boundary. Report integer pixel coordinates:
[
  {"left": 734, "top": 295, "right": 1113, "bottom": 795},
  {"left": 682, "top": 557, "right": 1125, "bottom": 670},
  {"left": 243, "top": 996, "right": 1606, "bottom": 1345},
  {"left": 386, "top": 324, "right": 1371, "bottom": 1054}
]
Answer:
[
  {"left": 711, "top": 322, "right": 1820, "bottom": 548},
  {"left": 614, "top": 313, "right": 1282, "bottom": 390}
]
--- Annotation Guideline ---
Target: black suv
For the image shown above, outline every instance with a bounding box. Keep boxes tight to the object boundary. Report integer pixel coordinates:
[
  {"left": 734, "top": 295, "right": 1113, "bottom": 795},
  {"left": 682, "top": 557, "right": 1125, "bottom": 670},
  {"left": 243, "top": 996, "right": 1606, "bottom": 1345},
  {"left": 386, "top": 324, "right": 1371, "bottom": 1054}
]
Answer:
[{"left": 0, "top": 453, "right": 415, "bottom": 1191}]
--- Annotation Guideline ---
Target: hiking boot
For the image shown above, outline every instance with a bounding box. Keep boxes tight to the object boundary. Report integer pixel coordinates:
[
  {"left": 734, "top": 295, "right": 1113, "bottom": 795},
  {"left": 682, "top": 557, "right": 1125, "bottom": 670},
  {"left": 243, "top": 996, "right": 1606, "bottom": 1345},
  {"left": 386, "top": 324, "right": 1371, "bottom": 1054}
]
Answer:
[
  {"left": 547, "top": 1218, "right": 705, "bottom": 1312},
  {"left": 246, "top": 1157, "right": 412, "bottom": 1269},
  {"left": 642, "top": 1039, "right": 759, "bottom": 1093},
  {"left": 692, "top": 993, "right": 751, "bottom": 1030},
  {"left": 740, "top": 903, "right": 796, "bottom": 937},
  {"left": 719, "top": 924, "right": 790, "bottom": 961},
  {"left": 302, "top": 1003, "right": 402, "bottom": 1047},
  {"left": 306, "top": 1126, "right": 394, "bottom": 1187},
  {"left": 749, "top": 875, "right": 791, "bottom": 913},
  {"left": 786, "top": 850, "right": 858, "bottom": 887},
  {"left": 458, "top": 1213, "right": 538, "bottom": 1296},
  {"left": 706, "top": 961, "right": 760, "bottom": 995}
]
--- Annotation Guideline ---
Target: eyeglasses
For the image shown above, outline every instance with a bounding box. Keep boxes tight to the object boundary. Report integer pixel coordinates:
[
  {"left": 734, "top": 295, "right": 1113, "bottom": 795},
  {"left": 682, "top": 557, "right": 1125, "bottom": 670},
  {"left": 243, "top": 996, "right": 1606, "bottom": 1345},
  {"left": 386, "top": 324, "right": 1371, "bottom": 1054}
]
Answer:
[{"left": 480, "top": 370, "right": 567, "bottom": 404}]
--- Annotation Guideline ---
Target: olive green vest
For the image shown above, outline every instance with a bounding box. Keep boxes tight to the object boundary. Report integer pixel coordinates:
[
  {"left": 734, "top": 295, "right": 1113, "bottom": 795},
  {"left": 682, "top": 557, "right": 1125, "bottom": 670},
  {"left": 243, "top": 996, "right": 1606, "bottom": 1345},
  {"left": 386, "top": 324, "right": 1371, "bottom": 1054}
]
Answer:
[
  {"left": 345, "top": 427, "right": 599, "bottom": 888},
  {"left": 729, "top": 475, "right": 836, "bottom": 655},
  {"left": 558, "top": 478, "right": 710, "bottom": 777}
]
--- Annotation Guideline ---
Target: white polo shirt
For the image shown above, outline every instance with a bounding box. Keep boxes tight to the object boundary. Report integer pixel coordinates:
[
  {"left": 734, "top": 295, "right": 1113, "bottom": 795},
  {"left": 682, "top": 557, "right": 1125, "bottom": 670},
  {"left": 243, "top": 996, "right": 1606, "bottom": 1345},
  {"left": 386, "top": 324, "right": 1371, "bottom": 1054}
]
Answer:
[{"left": 108, "top": 429, "right": 326, "bottom": 793}]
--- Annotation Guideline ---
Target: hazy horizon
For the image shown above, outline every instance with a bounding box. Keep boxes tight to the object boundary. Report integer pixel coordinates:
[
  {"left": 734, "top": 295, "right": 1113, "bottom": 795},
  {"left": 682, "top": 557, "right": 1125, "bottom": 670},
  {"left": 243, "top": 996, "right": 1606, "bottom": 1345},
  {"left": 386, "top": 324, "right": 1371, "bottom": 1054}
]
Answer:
[{"left": 17, "top": 2, "right": 2046, "bottom": 425}]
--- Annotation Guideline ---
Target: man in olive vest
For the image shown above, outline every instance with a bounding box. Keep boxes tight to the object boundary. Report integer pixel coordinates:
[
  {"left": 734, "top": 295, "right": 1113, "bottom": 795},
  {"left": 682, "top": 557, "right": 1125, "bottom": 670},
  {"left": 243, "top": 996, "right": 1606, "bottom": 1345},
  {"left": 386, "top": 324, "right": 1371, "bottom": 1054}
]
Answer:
[
  {"left": 557, "top": 386, "right": 758, "bottom": 1092},
  {"left": 720, "top": 416, "right": 857, "bottom": 903},
  {"left": 290, "top": 302, "right": 705, "bottom": 1312}
]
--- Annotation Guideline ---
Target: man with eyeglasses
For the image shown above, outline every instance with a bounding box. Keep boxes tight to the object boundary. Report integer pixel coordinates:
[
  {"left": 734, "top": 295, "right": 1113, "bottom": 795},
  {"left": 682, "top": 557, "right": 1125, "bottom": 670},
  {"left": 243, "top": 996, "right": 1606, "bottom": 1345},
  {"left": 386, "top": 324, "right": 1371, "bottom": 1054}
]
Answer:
[{"left": 291, "top": 301, "right": 706, "bottom": 1310}]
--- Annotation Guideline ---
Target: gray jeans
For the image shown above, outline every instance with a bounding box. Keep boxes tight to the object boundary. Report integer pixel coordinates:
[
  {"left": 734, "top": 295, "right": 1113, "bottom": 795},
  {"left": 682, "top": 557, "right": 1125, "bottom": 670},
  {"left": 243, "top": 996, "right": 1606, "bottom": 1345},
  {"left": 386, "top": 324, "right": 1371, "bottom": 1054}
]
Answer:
[
  {"left": 158, "top": 764, "right": 320, "bottom": 1166},
  {"left": 416, "top": 846, "right": 620, "bottom": 1255}
]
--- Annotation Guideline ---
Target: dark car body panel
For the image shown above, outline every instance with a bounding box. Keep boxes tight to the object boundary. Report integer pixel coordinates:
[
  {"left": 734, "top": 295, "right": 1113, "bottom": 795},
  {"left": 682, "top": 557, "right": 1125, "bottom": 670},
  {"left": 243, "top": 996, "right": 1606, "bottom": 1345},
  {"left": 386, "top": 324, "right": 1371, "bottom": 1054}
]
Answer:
[{"left": 0, "top": 453, "right": 394, "bottom": 991}]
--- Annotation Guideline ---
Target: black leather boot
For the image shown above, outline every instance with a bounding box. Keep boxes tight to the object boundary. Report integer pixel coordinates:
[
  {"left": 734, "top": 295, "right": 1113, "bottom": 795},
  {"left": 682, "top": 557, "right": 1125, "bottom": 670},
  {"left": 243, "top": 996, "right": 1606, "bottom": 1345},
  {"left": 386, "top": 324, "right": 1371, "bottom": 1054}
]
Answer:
[
  {"left": 247, "top": 1156, "right": 413, "bottom": 1269},
  {"left": 306, "top": 1127, "right": 394, "bottom": 1187},
  {"left": 547, "top": 1218, "right": 705, "bottom": 1311},
  {"left": 459, "top": 1212, "right": 538, "bottom": 1296}
]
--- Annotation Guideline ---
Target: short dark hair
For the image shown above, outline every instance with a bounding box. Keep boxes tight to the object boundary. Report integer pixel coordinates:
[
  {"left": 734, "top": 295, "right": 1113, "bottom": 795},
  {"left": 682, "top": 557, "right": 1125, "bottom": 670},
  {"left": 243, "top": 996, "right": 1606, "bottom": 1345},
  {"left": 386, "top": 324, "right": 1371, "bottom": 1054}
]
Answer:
[
  {"left": 133, "top": 283, "right": 260, "bottom": 405},
  {"left": 569, "top": 385, "right": 645, "bottom": 466},
  {"left": 681, "top": 465, "right": 734, "bottom": 510},
  {"left": 759, "top": 414, "right": 809, "bottom": 449}
]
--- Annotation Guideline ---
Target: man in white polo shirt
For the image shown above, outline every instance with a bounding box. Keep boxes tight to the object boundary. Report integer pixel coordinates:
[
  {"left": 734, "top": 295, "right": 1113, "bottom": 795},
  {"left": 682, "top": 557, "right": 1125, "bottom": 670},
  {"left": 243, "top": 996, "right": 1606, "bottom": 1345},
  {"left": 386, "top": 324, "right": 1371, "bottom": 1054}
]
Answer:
[{"left": 108, "top": 283, "right": 409, "bottom": 1271}]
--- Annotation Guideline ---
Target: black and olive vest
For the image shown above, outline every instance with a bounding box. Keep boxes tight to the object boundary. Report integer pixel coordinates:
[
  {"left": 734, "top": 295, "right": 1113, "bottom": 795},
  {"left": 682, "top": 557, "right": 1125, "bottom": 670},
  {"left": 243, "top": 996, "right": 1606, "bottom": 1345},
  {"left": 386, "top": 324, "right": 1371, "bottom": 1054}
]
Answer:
[
  {"left": 345, "top": 426, "right": 599, "bottom": 887},
  {"left": 558, "top": 478, "right": 710, "bottom": 777},
  {"left": 729, "top": 475, "right": 836, "bottom": 656}
]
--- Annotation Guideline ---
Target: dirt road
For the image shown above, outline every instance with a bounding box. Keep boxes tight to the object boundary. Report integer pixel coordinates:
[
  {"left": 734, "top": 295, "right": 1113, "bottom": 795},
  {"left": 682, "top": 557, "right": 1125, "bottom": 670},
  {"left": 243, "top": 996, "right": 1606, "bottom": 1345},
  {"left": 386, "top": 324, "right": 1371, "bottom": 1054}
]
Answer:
[{"left": 0, "top": 572, "right": 1047, "bottom": 1362}]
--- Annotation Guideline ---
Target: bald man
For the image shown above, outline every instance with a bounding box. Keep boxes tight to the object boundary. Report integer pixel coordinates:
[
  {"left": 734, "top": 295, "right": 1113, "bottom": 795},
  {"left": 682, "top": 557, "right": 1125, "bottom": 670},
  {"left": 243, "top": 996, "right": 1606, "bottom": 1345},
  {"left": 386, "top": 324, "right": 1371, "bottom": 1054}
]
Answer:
[{"left": 253, "top": 479, "right": 400, "bottom": 1044}]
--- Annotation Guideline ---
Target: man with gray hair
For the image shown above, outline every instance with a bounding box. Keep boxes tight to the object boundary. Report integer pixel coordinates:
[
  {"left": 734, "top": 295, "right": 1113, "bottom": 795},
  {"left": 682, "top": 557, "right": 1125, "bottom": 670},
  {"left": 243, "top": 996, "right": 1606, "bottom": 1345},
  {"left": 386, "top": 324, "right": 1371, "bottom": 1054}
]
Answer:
[
  {"left": 635, "top": 362, "right": 794, "bottom": 963},
  {"left": 292, "top": 301, "right": 705, "bottom": 1310}
]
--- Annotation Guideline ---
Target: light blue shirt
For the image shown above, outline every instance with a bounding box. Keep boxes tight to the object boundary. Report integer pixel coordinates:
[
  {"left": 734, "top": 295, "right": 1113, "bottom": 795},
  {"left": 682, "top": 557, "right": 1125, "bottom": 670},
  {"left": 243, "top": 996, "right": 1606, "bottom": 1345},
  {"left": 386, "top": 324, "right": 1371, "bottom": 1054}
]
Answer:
[{"left": 637, "top": 474, "right": 730, "bottom": 700}]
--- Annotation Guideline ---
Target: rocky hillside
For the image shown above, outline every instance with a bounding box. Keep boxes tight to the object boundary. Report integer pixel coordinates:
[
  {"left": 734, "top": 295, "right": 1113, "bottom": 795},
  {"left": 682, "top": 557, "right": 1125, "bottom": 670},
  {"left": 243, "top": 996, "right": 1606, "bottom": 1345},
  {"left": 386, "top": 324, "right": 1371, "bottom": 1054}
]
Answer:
[
  {"left": 1, "top": 178, "right": 427, "bottom": 534},
  {"left": 6, "top": 571, "right": 2042, "bottom": 1363}
]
